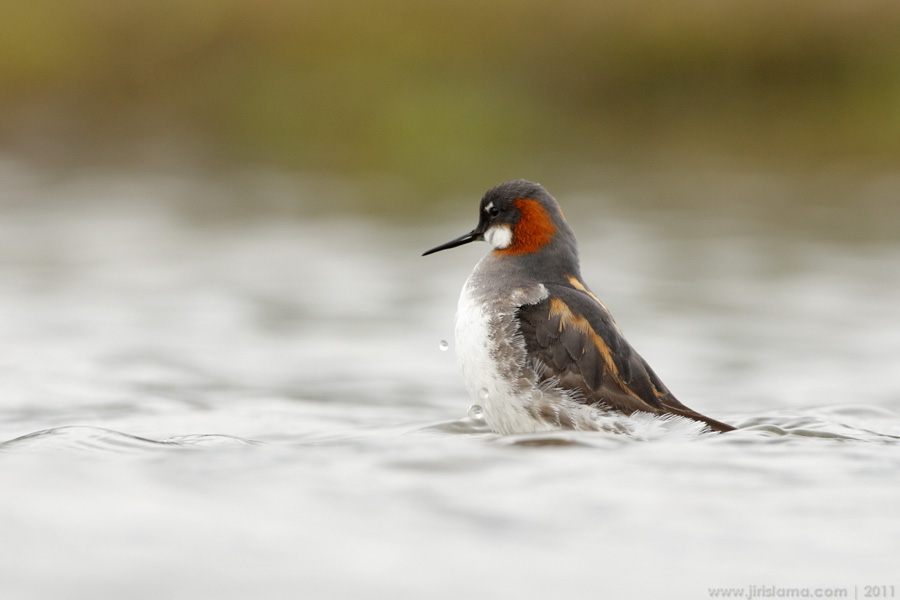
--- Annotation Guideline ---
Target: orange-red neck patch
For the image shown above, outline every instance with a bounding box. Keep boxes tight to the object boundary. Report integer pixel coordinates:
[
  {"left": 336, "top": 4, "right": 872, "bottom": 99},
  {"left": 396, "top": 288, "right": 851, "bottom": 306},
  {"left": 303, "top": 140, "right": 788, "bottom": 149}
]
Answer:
[{"left": 494, "top": 198, "right": 556, "bottom": 255}]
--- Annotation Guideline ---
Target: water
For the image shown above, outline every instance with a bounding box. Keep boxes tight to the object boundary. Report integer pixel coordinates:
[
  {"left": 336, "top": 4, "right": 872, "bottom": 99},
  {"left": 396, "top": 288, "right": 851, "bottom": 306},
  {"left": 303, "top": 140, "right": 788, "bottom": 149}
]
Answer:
[{"left": 1, "top": 161, "right": 899, "bottom": 599}]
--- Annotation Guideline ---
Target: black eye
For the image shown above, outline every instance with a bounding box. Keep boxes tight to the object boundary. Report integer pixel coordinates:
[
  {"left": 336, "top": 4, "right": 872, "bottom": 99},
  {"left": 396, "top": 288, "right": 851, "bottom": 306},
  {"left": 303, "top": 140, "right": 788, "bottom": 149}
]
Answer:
[{"left": 488, "top": 207, "right": 500, "bottom": 217}]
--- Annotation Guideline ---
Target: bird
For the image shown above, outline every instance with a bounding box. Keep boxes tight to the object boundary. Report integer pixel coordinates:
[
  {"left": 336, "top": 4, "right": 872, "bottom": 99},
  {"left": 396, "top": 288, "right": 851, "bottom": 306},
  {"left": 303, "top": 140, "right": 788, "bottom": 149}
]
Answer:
[{"left": 423, "top": 179, "right": 735, "bottom": 436}]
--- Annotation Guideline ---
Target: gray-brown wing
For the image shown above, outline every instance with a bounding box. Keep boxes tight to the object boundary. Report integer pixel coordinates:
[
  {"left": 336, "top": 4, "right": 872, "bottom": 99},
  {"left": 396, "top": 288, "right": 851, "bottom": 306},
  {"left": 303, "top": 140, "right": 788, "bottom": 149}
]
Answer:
[{"left": 516, "top": 284, "right": 734, "bottom": 432}]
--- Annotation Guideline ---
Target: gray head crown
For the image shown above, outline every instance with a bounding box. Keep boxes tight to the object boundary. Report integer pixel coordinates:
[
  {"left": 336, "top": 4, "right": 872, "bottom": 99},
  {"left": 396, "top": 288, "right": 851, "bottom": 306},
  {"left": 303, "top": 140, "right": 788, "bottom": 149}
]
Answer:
[{"left": 423, "top": 179, "right": 581, "bottom": 282}]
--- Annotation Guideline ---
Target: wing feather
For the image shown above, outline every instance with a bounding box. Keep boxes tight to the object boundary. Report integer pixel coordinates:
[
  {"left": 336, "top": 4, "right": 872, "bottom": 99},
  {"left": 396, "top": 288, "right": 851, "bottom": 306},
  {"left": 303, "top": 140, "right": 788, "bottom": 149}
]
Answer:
[{"left": 516, "top": 283, "right": 734, "bottom": 432}]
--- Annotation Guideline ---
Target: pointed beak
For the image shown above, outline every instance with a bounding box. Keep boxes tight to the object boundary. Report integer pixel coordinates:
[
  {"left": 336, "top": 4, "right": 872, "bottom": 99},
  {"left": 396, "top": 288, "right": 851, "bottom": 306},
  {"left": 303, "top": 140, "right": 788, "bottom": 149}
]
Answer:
[{"left": 422, "top": 229, "right": 481, "bottom": 256}]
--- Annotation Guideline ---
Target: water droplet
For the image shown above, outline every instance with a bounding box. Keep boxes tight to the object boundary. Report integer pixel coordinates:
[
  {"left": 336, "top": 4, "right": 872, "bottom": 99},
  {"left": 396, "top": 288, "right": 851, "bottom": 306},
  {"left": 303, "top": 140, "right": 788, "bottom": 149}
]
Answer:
[
  {"left": 438, "top": 340, "right": 449, "bottom": 352},
  {"left": 479, "top": 388, "right": 490, "bottom": 401},
  {"left": 468, "top": 404, "right": 485, "bottom": 421}
]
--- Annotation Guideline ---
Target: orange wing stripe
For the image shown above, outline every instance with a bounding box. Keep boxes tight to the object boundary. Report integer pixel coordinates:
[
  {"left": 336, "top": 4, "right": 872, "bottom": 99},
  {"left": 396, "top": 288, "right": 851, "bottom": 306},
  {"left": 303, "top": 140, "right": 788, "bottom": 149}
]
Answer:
[
  {"left": 548, "top": 297, "right": 646, "bottom": 404},
  {"left": 566, "top": 275, "right": 625, "bottom": 335},
  {"left": 566, "top": 276, "right": 608, "bottom": 311}
]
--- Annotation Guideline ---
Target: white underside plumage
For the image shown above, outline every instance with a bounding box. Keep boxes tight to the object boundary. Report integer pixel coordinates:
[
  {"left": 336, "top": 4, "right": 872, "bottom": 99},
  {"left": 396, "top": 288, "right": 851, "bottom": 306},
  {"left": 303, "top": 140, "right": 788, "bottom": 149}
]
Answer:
[
  {"left": 455, "top": 267, "right": 612, "bottom": 435},
  {"left": 453, "top": 260, "right": 714, "bottom": 438},
  {"left": 455, "top": 278, "right": 555, "bottom": 435}
]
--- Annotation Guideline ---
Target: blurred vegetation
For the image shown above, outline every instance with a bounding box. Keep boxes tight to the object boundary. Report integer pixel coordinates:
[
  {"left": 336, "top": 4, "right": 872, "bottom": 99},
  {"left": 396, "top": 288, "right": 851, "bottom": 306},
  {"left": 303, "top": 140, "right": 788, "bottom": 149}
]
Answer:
[{"left": 1, "top": 0, "right": 900, "bottom": 200}]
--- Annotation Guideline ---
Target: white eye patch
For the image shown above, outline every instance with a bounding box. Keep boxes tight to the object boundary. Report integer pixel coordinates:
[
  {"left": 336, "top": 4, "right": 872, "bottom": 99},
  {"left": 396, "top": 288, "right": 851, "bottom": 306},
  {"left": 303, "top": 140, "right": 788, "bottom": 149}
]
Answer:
[
  {"left": 484, "top": 201, "right": 494, "bottom": 214},
  {"left": 484, "top": 224, "right": 512, "bottom": 250}
]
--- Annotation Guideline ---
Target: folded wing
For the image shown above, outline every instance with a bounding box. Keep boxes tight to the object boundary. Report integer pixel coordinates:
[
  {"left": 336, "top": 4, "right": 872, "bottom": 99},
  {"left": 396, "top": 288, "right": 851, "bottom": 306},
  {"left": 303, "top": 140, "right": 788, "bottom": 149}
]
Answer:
[{"left": 516, "top": 284, "right": 735, "bottom": 432}]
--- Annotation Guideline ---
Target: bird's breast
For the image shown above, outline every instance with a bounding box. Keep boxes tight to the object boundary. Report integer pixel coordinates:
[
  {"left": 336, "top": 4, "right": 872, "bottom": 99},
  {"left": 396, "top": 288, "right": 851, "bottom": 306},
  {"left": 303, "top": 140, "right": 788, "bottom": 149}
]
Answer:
[{"left": 453, "top": 270, "right": 553, "bottom": 434}]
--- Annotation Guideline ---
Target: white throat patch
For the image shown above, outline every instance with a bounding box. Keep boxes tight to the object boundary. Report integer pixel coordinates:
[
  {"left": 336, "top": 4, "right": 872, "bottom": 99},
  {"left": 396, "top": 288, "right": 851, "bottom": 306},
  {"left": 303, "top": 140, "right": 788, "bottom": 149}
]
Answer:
[{"left": 485, "top": 224, "right": 512, "bottom": 250}]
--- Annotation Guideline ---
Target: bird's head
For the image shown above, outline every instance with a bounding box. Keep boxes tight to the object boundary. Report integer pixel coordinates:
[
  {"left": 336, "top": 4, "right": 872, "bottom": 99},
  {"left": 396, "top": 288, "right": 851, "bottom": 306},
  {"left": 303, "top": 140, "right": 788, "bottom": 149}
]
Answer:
[{"left": 423, "top": 180, "right": 577, "bottom": 262}]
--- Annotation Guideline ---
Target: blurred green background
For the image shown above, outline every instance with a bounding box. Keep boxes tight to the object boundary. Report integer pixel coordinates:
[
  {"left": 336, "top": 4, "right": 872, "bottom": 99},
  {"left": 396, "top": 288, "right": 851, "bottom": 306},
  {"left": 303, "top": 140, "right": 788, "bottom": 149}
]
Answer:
[{"left": 2, "top": 0, "right": 899, "bottom": 209}]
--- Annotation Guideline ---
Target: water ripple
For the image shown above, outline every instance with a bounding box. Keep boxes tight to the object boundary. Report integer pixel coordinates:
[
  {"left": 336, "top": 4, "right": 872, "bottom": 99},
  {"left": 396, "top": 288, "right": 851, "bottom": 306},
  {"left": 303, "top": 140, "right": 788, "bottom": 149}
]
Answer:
[
  {"left": 725, "top": 405, "right": 900, "bottom": 444},
  {"left": 418, "top": 404, "right": 900, "bottom": 447},
  {"left": 0, "top": 425, "right": 262, "bottom": 454}
]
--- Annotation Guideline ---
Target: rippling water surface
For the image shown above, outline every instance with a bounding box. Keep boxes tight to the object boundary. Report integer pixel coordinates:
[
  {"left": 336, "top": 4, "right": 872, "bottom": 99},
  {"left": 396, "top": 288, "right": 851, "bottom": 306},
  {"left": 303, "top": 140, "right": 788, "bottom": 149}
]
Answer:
[{"left": 1, "top": 161, "right": 899, "bottom": 599}]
